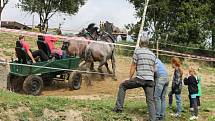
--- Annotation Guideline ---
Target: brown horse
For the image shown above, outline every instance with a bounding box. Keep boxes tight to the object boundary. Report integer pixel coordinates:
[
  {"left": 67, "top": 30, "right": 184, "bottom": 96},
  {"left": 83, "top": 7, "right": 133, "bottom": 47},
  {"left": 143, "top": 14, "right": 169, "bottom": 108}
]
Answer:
[{"left": 65, "top": 23, "right": 99, "bottom": 60}]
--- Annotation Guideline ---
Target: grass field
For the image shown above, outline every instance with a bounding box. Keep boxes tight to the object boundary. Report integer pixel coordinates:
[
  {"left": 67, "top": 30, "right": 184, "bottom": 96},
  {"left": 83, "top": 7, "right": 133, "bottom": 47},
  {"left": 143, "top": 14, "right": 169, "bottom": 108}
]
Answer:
[{"left": 0, "top": 31, "right": 215, "bottom": 121}]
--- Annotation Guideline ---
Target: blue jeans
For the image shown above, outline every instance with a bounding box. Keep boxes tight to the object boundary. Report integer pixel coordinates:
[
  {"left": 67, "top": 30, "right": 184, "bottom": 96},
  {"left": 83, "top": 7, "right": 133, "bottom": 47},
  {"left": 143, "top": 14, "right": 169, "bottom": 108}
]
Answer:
[
  {"left": 175, "top": 94, "right": 182, "bottom": 114},
  {"left": 154, "top": 76, "right": 168, "bottom": 118},
  {"left": 168, "top": 92, "right": 182, "bottom": 114}
]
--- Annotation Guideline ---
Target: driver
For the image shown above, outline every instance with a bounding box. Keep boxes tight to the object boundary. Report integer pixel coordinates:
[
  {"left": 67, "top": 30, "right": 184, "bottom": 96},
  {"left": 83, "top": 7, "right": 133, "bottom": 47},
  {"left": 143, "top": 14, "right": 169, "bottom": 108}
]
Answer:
[{"left": 19, "top": 35, "right": 49, "bottom": 63}]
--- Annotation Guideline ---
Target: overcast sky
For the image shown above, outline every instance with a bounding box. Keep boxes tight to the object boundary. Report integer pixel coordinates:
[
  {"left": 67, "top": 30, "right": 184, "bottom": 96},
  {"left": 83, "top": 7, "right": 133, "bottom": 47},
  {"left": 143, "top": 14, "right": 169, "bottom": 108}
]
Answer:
[{"left": 2, "top": 0, "right": 138, "bottom": 32}]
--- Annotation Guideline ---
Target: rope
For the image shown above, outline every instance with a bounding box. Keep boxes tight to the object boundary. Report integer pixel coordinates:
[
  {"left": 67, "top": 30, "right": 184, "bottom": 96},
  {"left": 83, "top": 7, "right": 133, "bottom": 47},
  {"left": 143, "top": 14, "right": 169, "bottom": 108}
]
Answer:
[
  {"left": 0, "top": 27, "right": 215, "bottom": 62},
  {"left": 0, "top": 61, "right": 114, "bottom": 76}
]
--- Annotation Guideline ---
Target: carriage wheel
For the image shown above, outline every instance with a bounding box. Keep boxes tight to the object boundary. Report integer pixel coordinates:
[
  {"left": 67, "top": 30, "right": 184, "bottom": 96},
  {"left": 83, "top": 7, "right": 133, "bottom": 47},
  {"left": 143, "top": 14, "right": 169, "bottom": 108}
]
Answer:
[
  {"left": 23, "top": 75, "right": 43, "bottom": 96},
  {"left": 68, "top": 72, "right": 82, "bottom": 90}
]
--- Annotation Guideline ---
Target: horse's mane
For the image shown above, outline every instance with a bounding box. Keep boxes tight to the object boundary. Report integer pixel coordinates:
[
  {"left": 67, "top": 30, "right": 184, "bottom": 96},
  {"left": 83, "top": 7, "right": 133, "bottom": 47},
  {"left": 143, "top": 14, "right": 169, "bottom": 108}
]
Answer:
[{"left": 87, "top": 23, "right": 96, "bottom": 30}]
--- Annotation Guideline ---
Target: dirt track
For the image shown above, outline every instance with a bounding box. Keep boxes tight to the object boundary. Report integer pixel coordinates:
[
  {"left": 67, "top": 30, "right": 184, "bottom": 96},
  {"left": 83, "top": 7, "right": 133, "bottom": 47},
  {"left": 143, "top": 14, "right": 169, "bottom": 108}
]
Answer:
[
  {"left": 41, "top": 57, "right": 215, "bottom": 99},
  {"left": 41, "top": 57, "right": 133, "bottom": 97}
]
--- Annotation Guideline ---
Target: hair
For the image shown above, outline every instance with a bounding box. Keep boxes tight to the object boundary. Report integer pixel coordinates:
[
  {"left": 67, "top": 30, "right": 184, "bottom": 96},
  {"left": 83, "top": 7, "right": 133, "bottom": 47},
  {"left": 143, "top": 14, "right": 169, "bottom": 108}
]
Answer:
[
  {"left": 139, "top": 36, "right": 149, "bottom": 48},
  {"left": 171, "top": 57, "right": 181, "bottom": 67},
  {"left": 171, "top": 57, "right": 183, "bottom": 77},
  {"left": 19, "top": 35, "right": 24, "bottom": 40},
  {"left": 189, "top": 66, "right": 197, "bottom": 76}
]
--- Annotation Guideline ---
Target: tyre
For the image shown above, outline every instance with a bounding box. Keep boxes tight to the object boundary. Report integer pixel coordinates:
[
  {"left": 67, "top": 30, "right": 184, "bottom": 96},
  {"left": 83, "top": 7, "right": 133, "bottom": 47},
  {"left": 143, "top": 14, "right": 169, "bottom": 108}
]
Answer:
[
  {"left": 68, "top": 72, "right": 82, "bottom": 90},
  {"left": 23, "top": 75, "right": 43, "bottom": 96}
]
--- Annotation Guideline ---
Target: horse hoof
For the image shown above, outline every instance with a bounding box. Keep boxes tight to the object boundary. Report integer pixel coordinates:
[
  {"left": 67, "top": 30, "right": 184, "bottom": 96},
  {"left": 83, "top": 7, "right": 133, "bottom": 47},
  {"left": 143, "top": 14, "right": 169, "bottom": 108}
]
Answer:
[
  {"left": 112, "top": 77, "right": 117, "bottom": 81},
  {"left": 108, "top": 71, "right": 113, "bottom": 74}
]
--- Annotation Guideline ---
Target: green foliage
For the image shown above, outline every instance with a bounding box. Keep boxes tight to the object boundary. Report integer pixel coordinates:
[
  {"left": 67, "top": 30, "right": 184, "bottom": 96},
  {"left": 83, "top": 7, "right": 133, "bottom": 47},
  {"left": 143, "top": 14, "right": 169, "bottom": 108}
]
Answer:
[
  {"left": 127, "top": 0, "right": 214, "bottom": 50},
  {"left": 18, "top": 0, "right": 85, "bottom": 31}
]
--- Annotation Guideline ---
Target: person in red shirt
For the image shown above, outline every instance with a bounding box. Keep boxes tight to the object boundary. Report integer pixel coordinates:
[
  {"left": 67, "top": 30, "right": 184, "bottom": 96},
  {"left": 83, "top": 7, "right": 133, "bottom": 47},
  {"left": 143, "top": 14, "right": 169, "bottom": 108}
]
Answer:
[
  {"left": 19, "top": 35, "right": 49, "bottom": 63},
  {"left": 44, "top": 35, "right": 63, "bottom": 56}
]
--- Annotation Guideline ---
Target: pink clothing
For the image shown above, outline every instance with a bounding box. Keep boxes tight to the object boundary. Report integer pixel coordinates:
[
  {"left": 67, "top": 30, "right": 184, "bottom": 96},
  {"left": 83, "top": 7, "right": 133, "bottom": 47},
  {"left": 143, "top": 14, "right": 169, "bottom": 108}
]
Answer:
[
  {"left": 20, "top": 40, "right": 30, "bottom": 52},
  {"left": 44, "top": 35, "right": 62, "bottom": 56}
]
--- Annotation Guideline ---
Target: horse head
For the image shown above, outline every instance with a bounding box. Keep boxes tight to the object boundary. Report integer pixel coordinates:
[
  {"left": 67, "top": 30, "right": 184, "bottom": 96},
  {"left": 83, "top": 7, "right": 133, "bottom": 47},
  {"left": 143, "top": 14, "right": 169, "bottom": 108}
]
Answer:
[{"left": 77, "top": 23, "right": 99, "bottom": 40}]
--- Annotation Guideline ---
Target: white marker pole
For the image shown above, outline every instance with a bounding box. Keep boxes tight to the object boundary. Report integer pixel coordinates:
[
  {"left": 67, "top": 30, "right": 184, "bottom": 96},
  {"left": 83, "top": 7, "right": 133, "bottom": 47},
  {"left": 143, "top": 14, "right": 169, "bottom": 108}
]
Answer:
[
  {"left": 136, "top": 0, "right": 150, "bottom": 48},
  {"left": 0, "top": 0, "right": 3, "bottom": 8}
]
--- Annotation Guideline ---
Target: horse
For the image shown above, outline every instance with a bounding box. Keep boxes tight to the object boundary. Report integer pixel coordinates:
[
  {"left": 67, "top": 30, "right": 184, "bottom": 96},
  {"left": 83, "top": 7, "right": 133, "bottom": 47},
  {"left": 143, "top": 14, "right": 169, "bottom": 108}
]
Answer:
[
  {"left": 64, "top": 23, "right": 99, "bottom": 61},
  {"left": 84, "top": 22, "right": 116, "bottom": 84}
]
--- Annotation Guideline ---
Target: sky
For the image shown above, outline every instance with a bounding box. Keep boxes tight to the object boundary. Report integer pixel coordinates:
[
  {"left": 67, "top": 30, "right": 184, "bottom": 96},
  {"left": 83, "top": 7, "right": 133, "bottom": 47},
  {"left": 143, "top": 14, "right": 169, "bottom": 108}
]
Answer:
[{"left": 2, "top": 0, "right": 138, "bottom": 32}]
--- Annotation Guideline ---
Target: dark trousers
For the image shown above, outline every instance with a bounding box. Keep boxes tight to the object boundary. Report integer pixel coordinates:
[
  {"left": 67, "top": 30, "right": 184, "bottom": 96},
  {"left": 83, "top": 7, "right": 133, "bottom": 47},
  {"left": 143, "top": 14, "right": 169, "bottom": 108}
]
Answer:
[
  {"left": 189, "top": 95, "right": 201, "bottom": 107},
  {"left": 32, "top": 50, "right": 49, "bottom": 61},
  {"left": 190, "top": 97, "right": 198, "bottom": 116},
  {"left": 115, "top": 77, "right": 156, "bottom": 121}
]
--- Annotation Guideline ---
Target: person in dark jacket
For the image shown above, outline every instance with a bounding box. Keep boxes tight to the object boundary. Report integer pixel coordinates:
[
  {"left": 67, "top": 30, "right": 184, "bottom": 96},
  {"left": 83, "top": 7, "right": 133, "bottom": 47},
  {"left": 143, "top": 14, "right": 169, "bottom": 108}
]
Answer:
[
  {"left": 168, "top": 57, "right": 183, "bottom": 117},
  {"left": 184, "top": 67, "right": 199, "bottom": 120}
]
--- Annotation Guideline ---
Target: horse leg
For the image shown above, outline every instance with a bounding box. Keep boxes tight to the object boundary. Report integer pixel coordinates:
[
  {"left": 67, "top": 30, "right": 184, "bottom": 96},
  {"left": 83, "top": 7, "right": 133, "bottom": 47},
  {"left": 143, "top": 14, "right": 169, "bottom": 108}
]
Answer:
[
  {"left": 85, "top": 62, "right": 93, "bottom": 86},
  {"left": 90, "top": 62, "right": 96, "bottom": 72},
  {"left": 105, "top": 62, "right": 112, "bottom": 74},
  {"left": 111, "top": 53, "right": 117, "bottom": 80},
  {"left": 98, "top": 59, "right": 106, "bottom": 79}
]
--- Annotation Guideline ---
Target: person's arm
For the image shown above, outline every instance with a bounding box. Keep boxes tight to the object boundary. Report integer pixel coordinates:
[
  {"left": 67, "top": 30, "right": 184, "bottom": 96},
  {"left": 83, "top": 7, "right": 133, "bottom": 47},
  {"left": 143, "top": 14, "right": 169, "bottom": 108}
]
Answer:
[
  {"left": 183, "top": 76, "right": 189, "bottom": 85},
  {"left": 27, "top": 50, "right": 36, "bottom": 63},
  {"left": 129, "top": 61, "right": 136, "bottom": 79}
]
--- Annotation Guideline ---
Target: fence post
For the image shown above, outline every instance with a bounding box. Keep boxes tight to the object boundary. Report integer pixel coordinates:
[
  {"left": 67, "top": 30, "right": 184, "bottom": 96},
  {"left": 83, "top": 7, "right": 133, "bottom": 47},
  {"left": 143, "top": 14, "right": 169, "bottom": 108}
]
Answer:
[{"left": 0, "top": 59, "right": 9, "bottom": 90}]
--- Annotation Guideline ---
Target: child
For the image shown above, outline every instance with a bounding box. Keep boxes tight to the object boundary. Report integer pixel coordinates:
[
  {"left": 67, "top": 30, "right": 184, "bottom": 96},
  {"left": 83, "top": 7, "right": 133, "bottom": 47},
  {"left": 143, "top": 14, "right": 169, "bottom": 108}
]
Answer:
[
  {"left": 184, "top": 67, "right": 199, "bottom": 120},
  {"left": 168, "top": 57, "right": 183, "bottom": 117},
  {"left": 196, "top": 71, "right": 202, "bottom": 109}
]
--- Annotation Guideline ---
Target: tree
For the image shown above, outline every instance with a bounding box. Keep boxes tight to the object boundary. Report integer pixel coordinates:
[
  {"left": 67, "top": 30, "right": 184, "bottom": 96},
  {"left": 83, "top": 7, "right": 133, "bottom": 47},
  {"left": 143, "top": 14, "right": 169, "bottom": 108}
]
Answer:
[
  {"left": 18, "top": 0, "right": 85, "bottom": 32},
  {"left": 0, "top": 0, "right": 9, "bottom": 27},
  {"left": 127, "top": 0, "right": 212, "bottom": 49}
]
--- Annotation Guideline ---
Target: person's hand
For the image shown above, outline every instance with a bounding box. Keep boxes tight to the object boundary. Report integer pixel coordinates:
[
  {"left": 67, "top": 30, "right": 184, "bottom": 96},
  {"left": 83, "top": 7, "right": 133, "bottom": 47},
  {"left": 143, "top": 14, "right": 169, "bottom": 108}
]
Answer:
[{"left": 32, "top": 60, "right": 36, "bottom": 63}]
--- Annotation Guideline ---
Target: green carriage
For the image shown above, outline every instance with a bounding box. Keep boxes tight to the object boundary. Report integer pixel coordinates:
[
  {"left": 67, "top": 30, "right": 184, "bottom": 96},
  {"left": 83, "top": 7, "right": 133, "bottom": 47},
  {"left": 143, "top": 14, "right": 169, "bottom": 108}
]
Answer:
[{"left": 7, "top": 36, "right": 82, "bottom": 96}]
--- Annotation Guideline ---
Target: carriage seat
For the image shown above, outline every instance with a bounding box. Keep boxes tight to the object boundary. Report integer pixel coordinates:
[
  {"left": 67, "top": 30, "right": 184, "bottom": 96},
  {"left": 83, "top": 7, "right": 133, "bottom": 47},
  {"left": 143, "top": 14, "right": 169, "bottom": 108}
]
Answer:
[
  {"left": 15, "top": 41, "right": 31, "bottom": 64},
  {"left": 37, "top": 35, "right": 51, "bottom": 58},
  {"left": 37, "top": 35, "right": 62, "bottom": 59}
]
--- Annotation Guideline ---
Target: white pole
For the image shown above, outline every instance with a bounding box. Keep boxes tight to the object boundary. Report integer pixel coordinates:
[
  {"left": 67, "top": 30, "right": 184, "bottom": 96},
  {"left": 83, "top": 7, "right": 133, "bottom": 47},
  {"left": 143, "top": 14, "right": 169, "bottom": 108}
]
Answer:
[
  {"left": 32, "top": 14, "right": 34, "bottom": 31},
  {"left": 156, "top": 37, "right": 159, "bottom": 58},
  {"left": 136, "top": 0, "right": 150, "bottom": 48},
  {"left": 1, "top": 0, "right": 3, "bottom": 8}
]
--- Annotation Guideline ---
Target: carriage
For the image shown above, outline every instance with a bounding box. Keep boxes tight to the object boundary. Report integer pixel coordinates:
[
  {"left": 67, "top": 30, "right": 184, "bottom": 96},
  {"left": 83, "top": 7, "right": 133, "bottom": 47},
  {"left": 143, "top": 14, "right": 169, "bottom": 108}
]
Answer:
[{"left": 7, "top": 35, "right": 82, "bottom": 96}]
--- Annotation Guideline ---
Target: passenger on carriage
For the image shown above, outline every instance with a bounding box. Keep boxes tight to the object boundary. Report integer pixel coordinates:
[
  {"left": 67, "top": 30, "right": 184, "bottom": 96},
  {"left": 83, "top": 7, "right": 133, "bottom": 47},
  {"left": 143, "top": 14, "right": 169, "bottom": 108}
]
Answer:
[
  {"left": 18, "top": 35, "right": 49, "bottom": 63},
  {"left": 44, "top": 35, "right": 67, "bottom": 59}
]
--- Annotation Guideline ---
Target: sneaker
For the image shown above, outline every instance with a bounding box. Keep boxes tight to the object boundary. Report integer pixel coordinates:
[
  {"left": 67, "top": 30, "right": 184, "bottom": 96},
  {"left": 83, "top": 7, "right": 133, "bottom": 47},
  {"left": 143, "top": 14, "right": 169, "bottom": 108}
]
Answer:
[
  {"left": 190, "top": 108, "right": 194, "bottom": 111},
  {"left": 112, "top": 107, "right": 122, "bottom": 113},
  {"left": 189, "top": 116, "right": 198, "bottom": 120},
  {"left": 171, "top": 113, "right": 181, "bottom": 117}
]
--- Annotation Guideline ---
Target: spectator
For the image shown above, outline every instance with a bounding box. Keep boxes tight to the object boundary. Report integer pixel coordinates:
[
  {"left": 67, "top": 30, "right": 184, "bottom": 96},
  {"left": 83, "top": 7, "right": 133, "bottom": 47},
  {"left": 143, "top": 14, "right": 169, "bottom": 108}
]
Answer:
[
  {"left": 154, "top": 58, "right": 168, "bottom": 120},
  {"left": 184, "top": 67, "right": 199, "bottom": 120},
  {"left": 112, "top": 35, "right": 156, "bottom": 121},
  {"left": 168, "top": 57, "right": 183, "bottom": 117}
]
